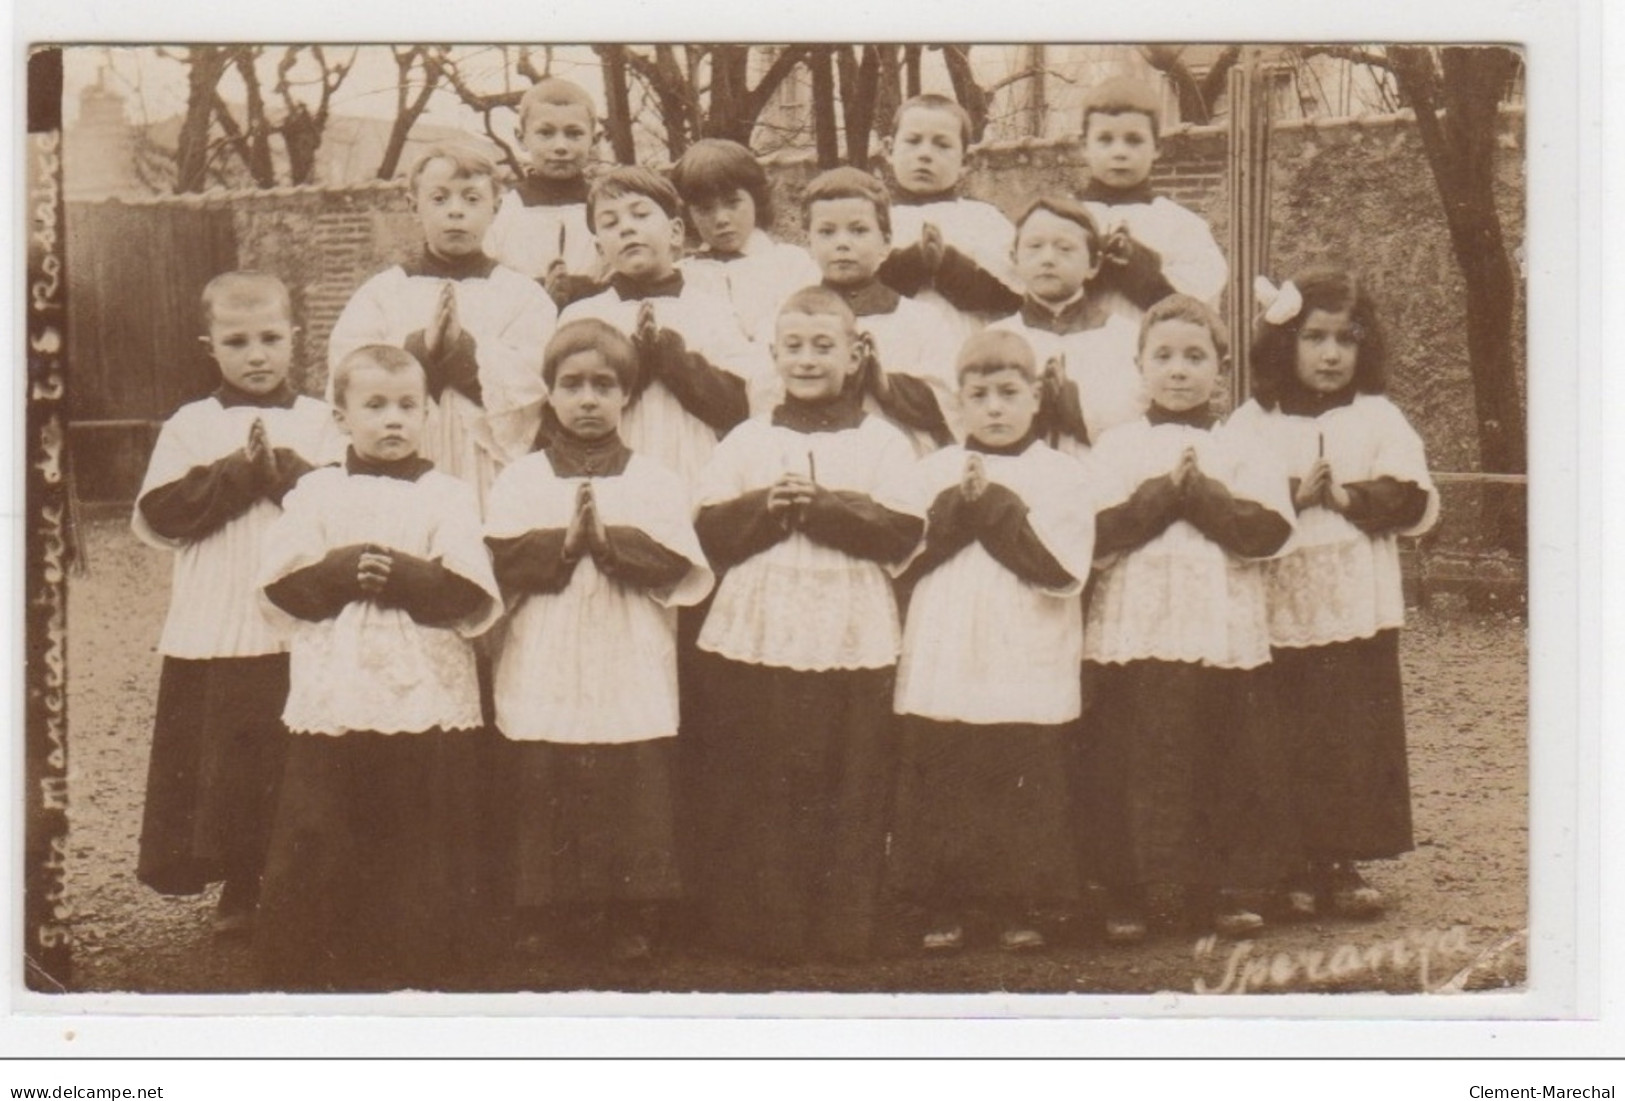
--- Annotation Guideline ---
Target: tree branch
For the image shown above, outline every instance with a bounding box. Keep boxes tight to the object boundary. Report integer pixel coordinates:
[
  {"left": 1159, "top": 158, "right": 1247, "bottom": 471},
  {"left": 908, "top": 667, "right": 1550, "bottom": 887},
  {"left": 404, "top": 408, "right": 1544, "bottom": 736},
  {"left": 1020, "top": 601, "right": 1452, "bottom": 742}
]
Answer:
[{"left": 741, "top": 44, "right": 811, "bottom": 122}]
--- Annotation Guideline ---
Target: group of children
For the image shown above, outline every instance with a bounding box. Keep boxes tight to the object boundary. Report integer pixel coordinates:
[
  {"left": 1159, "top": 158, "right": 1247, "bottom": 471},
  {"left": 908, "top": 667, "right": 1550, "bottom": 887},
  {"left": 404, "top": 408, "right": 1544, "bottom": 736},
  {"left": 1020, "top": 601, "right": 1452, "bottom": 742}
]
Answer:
[{"left": 131, "top": 72, "right": 1438, "bottom": 987}]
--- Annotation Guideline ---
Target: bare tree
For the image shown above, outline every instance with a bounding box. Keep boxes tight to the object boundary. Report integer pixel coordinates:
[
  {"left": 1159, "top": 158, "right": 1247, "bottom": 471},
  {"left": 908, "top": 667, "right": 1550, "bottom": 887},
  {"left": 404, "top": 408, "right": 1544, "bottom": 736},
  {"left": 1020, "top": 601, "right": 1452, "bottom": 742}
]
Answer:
[
  {"left": 937, "top": 45, "right": 991, "bottom": 142},
  {"left": 809, "top": 47, "right": 840, "bottom": 167},
  {"left": 1140, "top": 45, "right": 1242, "bottom": 124},
  {"left": 592, "top": 44, "right": 811, "bottom": 162},
  {"left": 433, "top": 46, "right": 539, "bottom": 175},
  {"left": 1387, "top": 47, "right": 1524, "bottom": 485},
  {"left": 598, "top": 45, "right": 637, "bottom": 165},
  {"left": 216, "top": 47, "right": 276, "bottom": 188},
  {"left": 376, "top": 45, "right": 446, "bottom": 180},
  {"left": 835, "top": 45, "right": 884, "bottom": 167},
  {"left": 274, "top": 46, "right": 355, "bottom": 185},
  {"left": 163, "top": 45, "right": 233, "bottom": 193},
  {"left": 160, "top": 44, "right": 354, "bottom": 191}
]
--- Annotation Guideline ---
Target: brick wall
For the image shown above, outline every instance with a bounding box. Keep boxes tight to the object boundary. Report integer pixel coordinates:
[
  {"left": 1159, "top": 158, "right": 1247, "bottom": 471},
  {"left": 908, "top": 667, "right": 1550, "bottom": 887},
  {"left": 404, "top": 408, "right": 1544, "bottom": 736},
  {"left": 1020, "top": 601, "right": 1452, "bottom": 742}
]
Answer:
[{"left": 226, "top": 182, "right": 419, "bottom": 391}]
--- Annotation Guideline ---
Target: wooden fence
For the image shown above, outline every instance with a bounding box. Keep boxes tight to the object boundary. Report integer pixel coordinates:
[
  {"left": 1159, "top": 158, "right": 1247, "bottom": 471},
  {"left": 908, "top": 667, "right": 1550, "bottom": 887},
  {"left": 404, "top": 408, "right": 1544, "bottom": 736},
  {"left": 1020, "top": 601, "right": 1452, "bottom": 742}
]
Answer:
[{"left": 65, "top": 201, "right": 237, "bottom": 501}]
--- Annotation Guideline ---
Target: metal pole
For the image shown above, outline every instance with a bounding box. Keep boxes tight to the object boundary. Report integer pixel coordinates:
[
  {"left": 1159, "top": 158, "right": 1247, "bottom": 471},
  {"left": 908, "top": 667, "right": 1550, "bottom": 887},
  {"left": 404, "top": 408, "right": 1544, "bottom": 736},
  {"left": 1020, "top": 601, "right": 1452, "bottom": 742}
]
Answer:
[{"left": 1226, "top": 46, "right": 1272, "bottom": 410}]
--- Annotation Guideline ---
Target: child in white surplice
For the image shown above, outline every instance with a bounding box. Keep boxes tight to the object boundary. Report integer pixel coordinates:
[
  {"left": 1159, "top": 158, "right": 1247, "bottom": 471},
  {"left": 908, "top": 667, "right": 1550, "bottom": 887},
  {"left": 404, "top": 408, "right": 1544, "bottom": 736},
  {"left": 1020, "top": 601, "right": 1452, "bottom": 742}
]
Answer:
[
  {"left": 887, "top": 329, "right": 1096, "bottom": 954},
  {"left": 692, "top": 286, "right": 923, "bottom": 962},
  {"left": 255, "top": 344, "right": 501, "bottom": 990},
  {"left": 485, "top": 318, "right": 713, "bottom": 962},
  {"left": 1080, "top": 295, "right": 1298, "bottom": 945},
  {"left": 133, "top": 272, "right": 342, "bottom": 935}
]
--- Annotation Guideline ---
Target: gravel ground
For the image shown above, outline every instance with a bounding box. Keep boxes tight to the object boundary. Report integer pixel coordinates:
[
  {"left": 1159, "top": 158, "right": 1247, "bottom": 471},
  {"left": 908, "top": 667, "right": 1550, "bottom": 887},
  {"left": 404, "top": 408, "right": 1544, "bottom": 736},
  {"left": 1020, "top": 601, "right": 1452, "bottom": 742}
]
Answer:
[{"left": 55, "top": 512, "right": 1528, "bottom": 998}]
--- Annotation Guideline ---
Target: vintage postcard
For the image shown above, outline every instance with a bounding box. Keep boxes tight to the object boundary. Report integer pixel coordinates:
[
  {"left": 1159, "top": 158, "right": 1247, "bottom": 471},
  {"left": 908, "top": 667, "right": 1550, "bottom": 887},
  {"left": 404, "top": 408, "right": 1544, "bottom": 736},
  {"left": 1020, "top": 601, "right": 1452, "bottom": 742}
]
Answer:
[{"left": 8, "top": 0, "right": 1601, "bottom": 1064}]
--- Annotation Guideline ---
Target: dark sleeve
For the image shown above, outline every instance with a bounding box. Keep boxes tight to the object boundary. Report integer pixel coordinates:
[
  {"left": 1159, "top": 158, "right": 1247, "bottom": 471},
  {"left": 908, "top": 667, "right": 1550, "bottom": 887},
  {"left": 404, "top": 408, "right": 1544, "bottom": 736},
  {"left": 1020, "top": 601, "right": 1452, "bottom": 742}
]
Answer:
[
  {"left": 876, "top": 373, "right": 955, "bottom": 447},
  {"left": 930, "top": 245, "right": 1023, "bottom": 316},
  {"left": 138, "top": 451, "right": 265, "bottom": 542},
  {"left": 1035, "top": 377, "right": 1089, "bottom": 448},
  {"left": 375, "top": 550, "right": 491, "bottom": 627},
  {"left": 266, "top": 449, "right": 316, "bottom": 506},
  {"left": 1341, "top": 478, "right": 1431, "bottom": 535},
  {"left": 263, "top": 544, "right": 365, "bottom": 622},
  {"left": 643, "top": 328, "right": 750, "bottom": 434},
  {"left": 404, "top": 329, "right": 483, "bottom": 406},
  {"left": 877, "top": 242, "right": 932, "bottom": 298},
  {"left": 1094, "top": 474, "right": 1184, "bottom": 557},
  {"left": 897, "top": 485, "right": 976, "bottom": 586},
  {"left": 595, "top": 526, "right": 694, "bottom": 590},
  {"left": 546, "top": 272, "right": 604, "bottom": 312},
  {"left": 695, "top": 490, "right": 791, "bottom": 570},
  {"left": 1182, "top": 473, "right": 1292, "bottom": 559},
  {"left": 798, "top": 487, "right": 925, "bottom": 564},
  {"left": 488, "top": 530, "right": 578, "bottom": 596},
  {"left": 970, "top": 483, "right": 1077, "bottom": 589},
  {"left": 1100, "top": 234, "right": 1176, "bottom": 310}
]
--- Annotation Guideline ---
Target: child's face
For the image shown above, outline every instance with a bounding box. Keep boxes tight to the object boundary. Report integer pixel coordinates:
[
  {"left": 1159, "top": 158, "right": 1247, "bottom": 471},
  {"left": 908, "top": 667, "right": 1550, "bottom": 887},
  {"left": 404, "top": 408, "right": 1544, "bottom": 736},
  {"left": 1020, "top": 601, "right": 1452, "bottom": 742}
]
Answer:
[
  {"left": 960, "top": 366, "right": 1039, "bottom": 447},
  {"left": 549, "top": 349, "right": 627, "bottom": 441},
  {"left": 592, "top": 190, "right": 683, "bottom": 280},
  {"left": 334, "top": 364, "right": 428, "bottom": 462},
  {"left": 806, "top": 197, "right": 889, "bottom": 287},
  {"left": 773, "top": 310, "right": 860, "bottom": 403},
  {"left": 519, "top": 102, "right": 595, "bottom": 181},
  {"left": 1013, "top": 209, "right": 1100, "bottom": 305},
  {"left": 688, "top": 188, "right": 756, "bottom": 255},
  {"left": 412, "top": 159, "right": 497, "bottom": 258},
  {"left": 887, "top": 106, "right": 966, "bottom": 194},
  {"left": 204, "top": 297, "right": 295, "bottom": 396},
  {"left": 1294, "top": 308, "right": 1359, "bottom": 394},
  {"left": 1083, "top": 110, "right": 1158, "bottom": 191},
  {"left": 1139, "top": 317, "right": 1222, "bottom": 413}
]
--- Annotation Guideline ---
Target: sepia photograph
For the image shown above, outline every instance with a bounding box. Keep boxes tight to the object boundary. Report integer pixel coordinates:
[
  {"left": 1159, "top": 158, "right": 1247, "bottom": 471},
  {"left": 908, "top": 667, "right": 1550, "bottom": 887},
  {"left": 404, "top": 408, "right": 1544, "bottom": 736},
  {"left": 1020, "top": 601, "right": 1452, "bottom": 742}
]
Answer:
[{"left": 22, "top": 37, "right": 1535, "bottom": 1011}]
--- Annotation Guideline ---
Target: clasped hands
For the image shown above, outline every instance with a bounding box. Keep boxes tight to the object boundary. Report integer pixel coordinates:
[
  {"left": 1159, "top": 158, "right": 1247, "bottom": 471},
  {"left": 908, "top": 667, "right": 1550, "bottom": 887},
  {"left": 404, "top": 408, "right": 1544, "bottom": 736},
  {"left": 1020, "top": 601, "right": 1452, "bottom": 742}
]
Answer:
[
  {"left": 421, "top": 281, "right": 466, "bottom": 360},
  {"left": 562, "top": 479, "right": 611, "bottom": 562},
  {"left": 1294, "top": 455, "right": 1351, "bottom": 513}
]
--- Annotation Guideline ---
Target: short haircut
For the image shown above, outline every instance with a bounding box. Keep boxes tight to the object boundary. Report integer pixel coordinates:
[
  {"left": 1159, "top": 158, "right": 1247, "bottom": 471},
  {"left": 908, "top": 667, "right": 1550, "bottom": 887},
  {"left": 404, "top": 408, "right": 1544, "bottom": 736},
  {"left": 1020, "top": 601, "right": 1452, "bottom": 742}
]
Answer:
[
  {"left": 543, "top": 318, "right": 638, "bottom": 390},
  {"left": 1139, "top": 293, "right": 1231, "bottom": 361},
  {"left": 517, "top": 77, "right": 597, "bottom": 132},
  {"left": 586, "top": 165, "right": 682, "bottom": 226},
  {"left": 407, "top": 143, "right": 499, "bottom": 194},
  {"left": 671, "top": 138, "right": 773, "bottom": 227},
  {"left": 800, "top": 166, "right": 891, "bottom": 239},
  {"left": 331, "top": 344, "right": 427, "bottom": 407},
  {"left": 200, "top": 271, "right": 292, "bottom": 329},
  {"left": 1081, "top": 75, "right": 1163, "bottom": 141},
  {"left": 1249, "top": 266, "right": 1389, "bottom": 408},
  {"left": 776, "top": 284, "right": 857, "bottom": 334},
  {"left": 956, "top": 328, "right": 1038, "bottom": 384},
  {"left": 1013, "top": 195, "right": 1103, "bottom": 254},
  {"left": 893, "top": 92, "right": 973, "bottom": 149}
]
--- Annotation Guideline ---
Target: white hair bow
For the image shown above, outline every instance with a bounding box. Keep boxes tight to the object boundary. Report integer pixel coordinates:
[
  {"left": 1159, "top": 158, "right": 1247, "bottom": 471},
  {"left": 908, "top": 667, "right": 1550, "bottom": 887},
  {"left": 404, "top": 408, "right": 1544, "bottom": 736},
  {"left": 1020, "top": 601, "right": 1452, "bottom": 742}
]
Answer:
[{"left": 1253, "top": 276, "right": 1303, "bottom": 326}]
